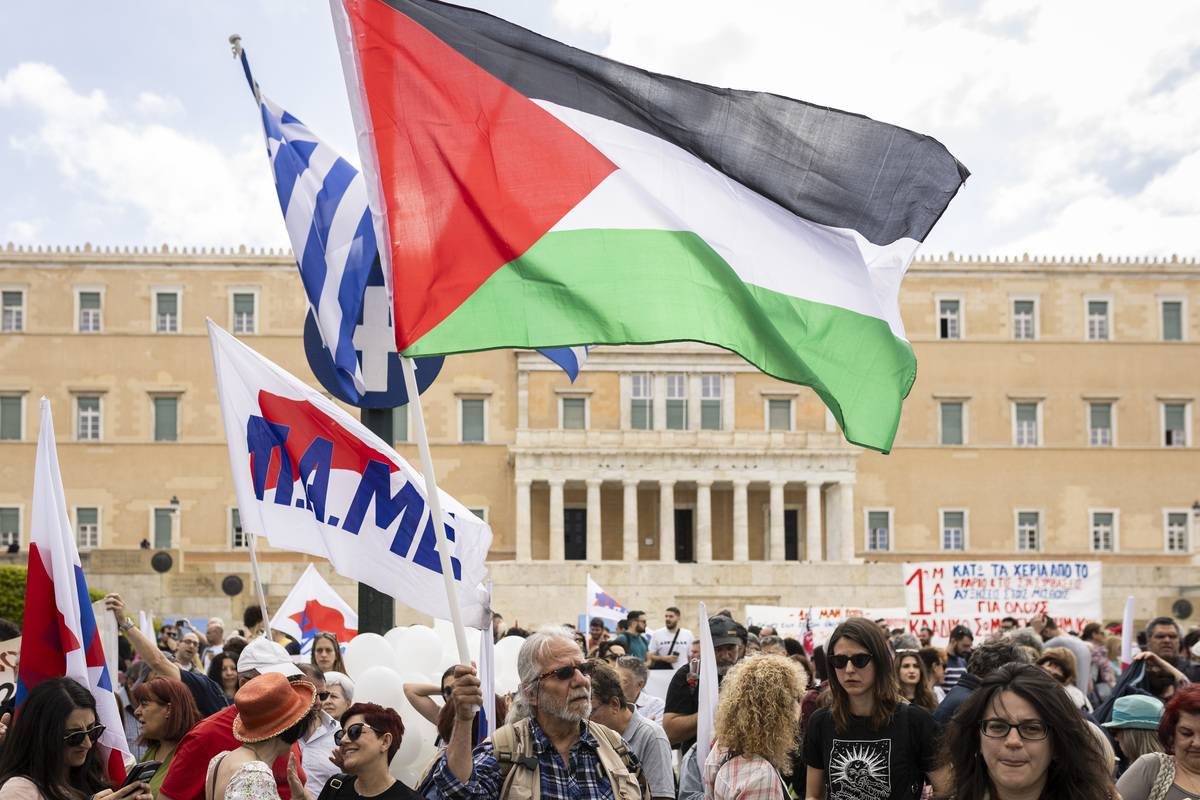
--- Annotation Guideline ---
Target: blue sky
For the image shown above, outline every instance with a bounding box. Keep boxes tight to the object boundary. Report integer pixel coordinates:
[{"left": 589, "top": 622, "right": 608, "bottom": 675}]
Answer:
[{"left": 2, "top": 1, "right": 1198, "bottom": 257}]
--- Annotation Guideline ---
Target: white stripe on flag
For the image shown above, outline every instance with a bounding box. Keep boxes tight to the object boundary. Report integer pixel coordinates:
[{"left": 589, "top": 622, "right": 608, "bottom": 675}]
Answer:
[{"left": 696, "top": 601, "right": 718, "bottom": 771}]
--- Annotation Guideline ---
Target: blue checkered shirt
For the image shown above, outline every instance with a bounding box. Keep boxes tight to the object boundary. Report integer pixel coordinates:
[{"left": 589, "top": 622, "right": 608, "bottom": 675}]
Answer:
[{"left": 432, "top": 718, "right": 618, "bottom": 800}]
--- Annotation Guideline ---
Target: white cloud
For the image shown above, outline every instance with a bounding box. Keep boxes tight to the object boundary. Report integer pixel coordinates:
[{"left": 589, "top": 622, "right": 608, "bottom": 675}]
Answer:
[
  {"left": 0, "top": 61, "right": 284, "bottom": 247},
  {"left": 3, "top": 220, "right": 39, "bottom": 242},
  {"left": 134, "top": 91, "right": 184, "bottom": 117}
]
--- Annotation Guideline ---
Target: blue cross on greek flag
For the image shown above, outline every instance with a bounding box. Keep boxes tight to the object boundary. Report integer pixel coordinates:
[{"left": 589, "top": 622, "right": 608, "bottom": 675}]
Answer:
[{"left": 237, "top": 44, "right": 589, "bottom": 389}]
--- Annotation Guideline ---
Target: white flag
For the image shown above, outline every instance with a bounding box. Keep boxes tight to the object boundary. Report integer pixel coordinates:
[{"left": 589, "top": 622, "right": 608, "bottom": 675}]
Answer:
[
  {"left": 696, "top": 602, "right": 718, "bottom": 770},
  {"left": 208, "top": 321, "right": 492, "bottom": 626},
  {"left": 585, "top": 574, "right": 627, "bottom": 626},
  {"left": 270, "top": 564, "right": 359, "bottom": 654}
]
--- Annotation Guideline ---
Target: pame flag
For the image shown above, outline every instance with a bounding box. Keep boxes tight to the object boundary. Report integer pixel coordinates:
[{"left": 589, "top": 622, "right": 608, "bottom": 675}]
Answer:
[
  {"left": 270, "top": 564, "right": 358, "bottom": 654},
  {"left": 586, "top": 574, "right": 626, "bottom": 626},
  {"left": 208, "top": 321, "right": 492, "bottom": 626},
  {"left": 19, "top": 399, "right": 130, "bottom": 780}
]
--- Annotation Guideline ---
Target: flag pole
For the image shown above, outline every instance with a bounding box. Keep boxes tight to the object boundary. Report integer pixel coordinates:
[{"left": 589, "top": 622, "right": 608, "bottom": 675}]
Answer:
[
  {"left": 246, "top": 533, "right": 272, "bottom": 639},
  {"left": 401, "top": 356, "right": 472, "bottom": 665}
]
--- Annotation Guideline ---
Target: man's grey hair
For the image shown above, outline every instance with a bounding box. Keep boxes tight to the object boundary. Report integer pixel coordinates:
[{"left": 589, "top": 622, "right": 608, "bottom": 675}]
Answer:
[
  {"left": 892, "top": 634, "right": 920, "bottom": 651},
  {"left": 616, "top": 655, "right": 648, "bottom": 683},
  {"left": 967, "top": 638, "right": 1033, "bottom": 677},
  {"left": 1006, "top": 628, "right": 1044, "bottom": 655},
  {"left": 507, "top": 626, "right": 582, "bottom": 724}
]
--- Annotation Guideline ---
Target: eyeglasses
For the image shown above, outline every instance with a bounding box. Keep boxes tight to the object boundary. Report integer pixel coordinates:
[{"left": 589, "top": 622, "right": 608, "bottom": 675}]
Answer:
[
  {"left": 829, "top": 653, "right": 873, "bottom": 670},
  {"left": 334, "top": 722, "right": 379, "bottom": 745},
  {"left": 63, "top": 724, "right": 106, "bottom": 747},
  {"left": 316, "top": 691, "right": 330, "bottom": 701},
  {"left": 980, "top": 718, "right": 1050, "bottom": 741},
  {"left": 538, "top": 662, "right": 596, "bottom": 682}
]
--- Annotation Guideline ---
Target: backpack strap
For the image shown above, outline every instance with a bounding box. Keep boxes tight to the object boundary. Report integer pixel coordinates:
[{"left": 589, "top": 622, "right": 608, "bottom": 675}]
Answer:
[
  {"left": 491, "top": 719, "right": 539, "bottom": 800},
  {"left": 315, "top": 774, "right": 352, "bottom": 800},
  {"left": 586, "top": 721, "right": 651, "bottom": 800}
]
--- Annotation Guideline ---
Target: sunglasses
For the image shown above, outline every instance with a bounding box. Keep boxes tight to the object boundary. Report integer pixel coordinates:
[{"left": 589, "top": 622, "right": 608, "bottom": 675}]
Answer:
[
  {"left": 538, "top": 661, "right": 597, "bottom": 682},
  {"left": 334, "top": 722, "right": 379, "bottom": 745},
  {"left": 830, "top": 653, "right": 873, "bottom": 670},
  {"left": 316, "top": 691, "right": 331, "bottom": 701},
  {"left": 63, "top": 724, "right": 106, "bottom": 747}
]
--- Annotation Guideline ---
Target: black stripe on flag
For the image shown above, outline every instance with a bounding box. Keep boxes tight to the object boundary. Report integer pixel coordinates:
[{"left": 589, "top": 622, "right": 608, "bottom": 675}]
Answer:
[{"left": 382, "top": 0, "right": 969, "bottom": 247}]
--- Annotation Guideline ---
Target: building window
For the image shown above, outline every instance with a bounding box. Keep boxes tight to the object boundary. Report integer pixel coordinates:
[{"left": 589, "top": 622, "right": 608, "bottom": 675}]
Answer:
[
  {"left": 467, "top": 508, "right": 488, "bottom": 522},
  {"left": 1162, "top": 300, "right": 1184, "bottom": 342},
  {"left": 153, "top": 507, "right": 174, "bottom": 549},
  {"left": 1166, "top": 512, "right": 1190, "bottom": 553},
  {"left": 1090, "top": 511, "right": 1116, "bottom": 552},
  {"left": 666, "top": 374, "right": 687, "bottom": 430},
  {"left": 393, "top": 405, "right": 408, "bottom": 444},
  {"left": 941, "top": 510, "right": 966, "bottom": 551},
  {"left": 232, "top": 292, "right": 257, "bottom": 334},
  {"left": 2, "top": 290, "right": 24, "bottom": 332},
  {"left": 76, "top": 395, "right": 101, "bottom": 441},
  {"left": 1016, "top": 511, "right": 1041, "bottom": 552},
  {"left": 460, "top": 398, "right": 486, "bottom": 443},
  {"left": 0, "top": 508, "right": 19, "bottom": 548},
  {"left": 230, "top": 508, "right": 249, "bottom": 549},
  {"left": 155, "top": 291, "right": 180, "bottom": 333},
  {"left": 0, "top": 396, "right": 21, "bottom": 441},
  {"left": 1013, "top": 402, "right": 1040, "bottom": 447},
  {"left": 1164, "top": 403, "right": 1189, "bottom": 447},
  {"left": 1012, "top": 299, "right": 1036, "bottom": 340},
  {"left": 153, "top": 396, "right": 178, "bottom": 442},
  {"left": 939, "top": 401, "right": 964, "bottom": 445},
  {"left": 76, "top": 507, "right": 100, "bottom": 550},
  {"left": 938, "top": 298, "right": 961, "bottom": 340},
  {"left": 78, "top": 291, "right": 102, "bottom": 333},
  {"left": 1089, "top": 402, "right": 1113, "bottom": 447},
  {"left": 767, "top": 398, "right": 792, "bottom": 431},
  {"left": 630, "top": 373, "right": 653, "bottom": 430},
  {"left": 561, "top": 397, "right": 587, "bottom": 430},
  {"left": 700, "top": 374, "right": 722, "bottom": 430},
  {"left": 866, "top": 510, "right": 891, "bottom": 551},
  {"left": 1086, "top": 299, "right": 1110, "bottom": 341}
]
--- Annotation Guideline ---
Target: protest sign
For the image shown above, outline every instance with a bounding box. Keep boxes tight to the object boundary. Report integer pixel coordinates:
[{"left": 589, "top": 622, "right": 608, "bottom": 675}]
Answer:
[
  {"left": 745, "top": 605, "right": 908, "bottom": 647},
  {"left": 0, "top": 637, "right": 19, "bottom": 707},
  {"left": 903, "top": 560, "right": 1102, "bottom": 640}
]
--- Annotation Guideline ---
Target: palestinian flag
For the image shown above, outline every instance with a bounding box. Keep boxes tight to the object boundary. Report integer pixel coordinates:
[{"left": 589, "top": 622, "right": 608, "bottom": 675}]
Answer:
[{"left": 331, "top": 0, "right": 968, "bottom": 452}]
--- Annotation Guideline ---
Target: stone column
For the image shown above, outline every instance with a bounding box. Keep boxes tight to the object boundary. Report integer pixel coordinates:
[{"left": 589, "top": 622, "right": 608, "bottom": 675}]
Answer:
[
  {"left": 839, "top": 481, "right": 857, "bottom": 562},
  {"left": 806, "top": 482, "right": 822, "bottom": 562},
  {"left": 548, "top": 479, "right": 565, "bottom": 561},
  {"left": 696, "top": 480, "right": 713, "bottom": 563},
  {"left": 623, "top": 480, "right": 639, "bottom": 561},
  {"left": 586, "top": 479, "right": 603, "bottom": 562},
  {"left": 732, "top": 479, "right": 750, "bottom": 561},
  {"left": 769, "top": 480, "right": 786, "bottom": 561},
  {"left": 515, "top": 479, "right": 532, "bottom": 561},
  {"left": 659, "top": 480, "right": 676, "bottom": 562}
]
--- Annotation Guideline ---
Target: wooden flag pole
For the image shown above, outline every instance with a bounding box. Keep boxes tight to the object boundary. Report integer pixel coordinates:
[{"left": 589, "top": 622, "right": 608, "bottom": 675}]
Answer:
[{"left": 400, "top": 356, "right": 472, "bottom": 666}]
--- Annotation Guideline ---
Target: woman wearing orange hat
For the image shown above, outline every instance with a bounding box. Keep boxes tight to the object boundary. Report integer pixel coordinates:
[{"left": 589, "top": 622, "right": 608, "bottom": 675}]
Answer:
[{"left": 205, "top": 672, "right": 316, "bottom": 800}]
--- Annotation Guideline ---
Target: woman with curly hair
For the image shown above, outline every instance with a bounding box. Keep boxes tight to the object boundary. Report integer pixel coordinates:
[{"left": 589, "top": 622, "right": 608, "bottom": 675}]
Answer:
[
  {"left": 894, "top": 650, "right": 937, "bottom": 712},
  {"left": 704, "top": 655, "right": 807, "bottom": 800},
  {"left": 803, "top": 618, "right": 949, "bottom": 800},
  {"left": 944, "top": 662, "right": 1115, "bottom": 800}
]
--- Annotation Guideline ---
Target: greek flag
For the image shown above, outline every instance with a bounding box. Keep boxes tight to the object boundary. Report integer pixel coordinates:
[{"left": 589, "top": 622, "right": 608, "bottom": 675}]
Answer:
[
  {"left": 237, "top": 44, "right": 589, "bottom": 386},
  {"left": 239, "top": 47, "right": 373, "bottom": 397}
]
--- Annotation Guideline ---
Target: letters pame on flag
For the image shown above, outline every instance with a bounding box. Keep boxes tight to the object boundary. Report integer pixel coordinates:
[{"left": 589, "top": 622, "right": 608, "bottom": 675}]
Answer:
[{"left": 208, "top": 320, "right": 492, "bottom": 626}]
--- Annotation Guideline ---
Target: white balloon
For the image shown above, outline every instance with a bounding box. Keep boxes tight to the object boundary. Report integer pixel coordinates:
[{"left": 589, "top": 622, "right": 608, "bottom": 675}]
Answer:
[
  {"left": 389, "top": 750, "right": 424, "bottom": 785},
  {"left": 353, "top": 665, "right": 408, "bottom": 713},
  {"left": 397, "top": 625, "right": 444, "bottom": 676},
  {"left": 495, "top": 664, "right": 521, "bottom": 696},
  {"left": 384, "top": 626, "right": 412, "bottom": 654},
  {"left": 395, "top": 714, "right": 428, "bottom": 766},
  {"left": 343, "top": 633, "right": 400, "bottom": 679}
]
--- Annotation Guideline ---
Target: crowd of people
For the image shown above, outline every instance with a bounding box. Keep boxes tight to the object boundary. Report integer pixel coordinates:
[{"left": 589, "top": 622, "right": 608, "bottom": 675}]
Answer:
[{"left": 2, "top": 596, "right": 1200, "bottom": 800}]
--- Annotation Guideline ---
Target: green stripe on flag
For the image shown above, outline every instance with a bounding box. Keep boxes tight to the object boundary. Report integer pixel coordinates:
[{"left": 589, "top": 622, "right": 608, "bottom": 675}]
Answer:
[{"left": 404, "top": 229, "right": 916, "bottom": 452}]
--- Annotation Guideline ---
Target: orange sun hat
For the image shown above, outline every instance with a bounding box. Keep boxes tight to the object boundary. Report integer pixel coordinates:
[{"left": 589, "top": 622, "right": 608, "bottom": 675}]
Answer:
[{"left": 232, "top": 672, "right": 316, "bottom": 743}]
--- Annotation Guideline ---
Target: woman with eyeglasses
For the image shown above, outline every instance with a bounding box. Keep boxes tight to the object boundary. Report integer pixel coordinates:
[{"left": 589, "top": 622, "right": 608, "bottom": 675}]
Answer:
[
  {"left": 0, "top": 677, "right": 152, "bottom": 800},
  {"left": 944, "top": 663, "right": 1115, "bottom": 800},
  {"left": 803, "top": 618, "right": 950, "bottom": 800},
  {"left": 131, "top": 677, "right": 203, "bottom": 796},
  {"left": 403, "top": 667, "right": 457, "bottom": 727},
  {"left": 289, "top": 703, "right": 419, "bottom": 800},
  {"left": 207, "top": 654, "right": 240, "bottom": 702},
  {"left": 894, "top": 651, "right": 937, "bottom": 712},
  {"left": 310, "top": 634, "right": 347, "bottom": 677}
]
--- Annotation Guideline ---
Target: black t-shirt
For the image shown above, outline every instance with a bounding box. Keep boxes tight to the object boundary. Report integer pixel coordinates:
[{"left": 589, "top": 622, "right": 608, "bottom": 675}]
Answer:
[
  {"left": 663, "top": 663, "right": 698, "bottom": 752},
  {"left": 325, "top": 776, "right": 422, "bottom": 800},
  {"left": 178, "top": 667, "right": 230, "bottom": 717},
  {"left": 802, "top": 703, "right": 940, "bottom": 800}
]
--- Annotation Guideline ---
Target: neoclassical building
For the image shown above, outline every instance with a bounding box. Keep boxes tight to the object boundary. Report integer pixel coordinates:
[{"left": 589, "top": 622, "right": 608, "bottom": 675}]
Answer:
[{"left": 0, "top": 244, "right": 1197, "bottom": 625}]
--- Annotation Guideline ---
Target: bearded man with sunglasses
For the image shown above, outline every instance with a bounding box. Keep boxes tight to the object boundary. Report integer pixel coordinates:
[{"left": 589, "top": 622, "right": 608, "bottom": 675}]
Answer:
[{"left": 431, "top": 627, "right": 650, "bottom": 800}]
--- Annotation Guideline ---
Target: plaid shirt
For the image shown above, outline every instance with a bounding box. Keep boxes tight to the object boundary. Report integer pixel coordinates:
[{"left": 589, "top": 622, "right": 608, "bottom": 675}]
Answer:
[
  {"left": 703, "top": 746, "right": 788, "bottom": 800},
  {"left": 432, "top": 717, "right": 618, "bottom": 800}
]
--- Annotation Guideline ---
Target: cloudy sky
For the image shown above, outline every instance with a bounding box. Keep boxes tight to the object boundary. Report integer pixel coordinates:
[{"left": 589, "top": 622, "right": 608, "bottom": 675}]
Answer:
[{"left": 2, "top": 1, "right": 1198, "bottom": 258}]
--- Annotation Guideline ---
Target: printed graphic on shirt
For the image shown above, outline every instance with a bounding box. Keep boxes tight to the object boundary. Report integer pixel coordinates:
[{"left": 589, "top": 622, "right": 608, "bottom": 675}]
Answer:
[{"left": 828, "top": 738, "right": 891, "bottom": 800}]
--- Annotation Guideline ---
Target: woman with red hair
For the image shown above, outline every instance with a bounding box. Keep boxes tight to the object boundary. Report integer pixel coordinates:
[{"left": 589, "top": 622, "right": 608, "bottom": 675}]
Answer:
[
  {"left": 1117, "top": 684, "right": 1200, "bottom": 800},
  {"left": 288, "top": 703, "right": 419, "bottom": 800},
  {"left": 132, "top": 677, "right": 203, "bottom": 795}
]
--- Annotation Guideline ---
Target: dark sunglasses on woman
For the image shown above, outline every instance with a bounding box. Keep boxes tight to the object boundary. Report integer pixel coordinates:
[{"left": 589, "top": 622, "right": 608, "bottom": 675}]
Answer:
[
  {"left": 829, "top": 653, "right": 873, "bottom": 670},
  {"left": 63, "top": 724, "right": 106, "bottom": 747},
  {"left": 334, "top": 722, "right": 380, "bottom": 745}
]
